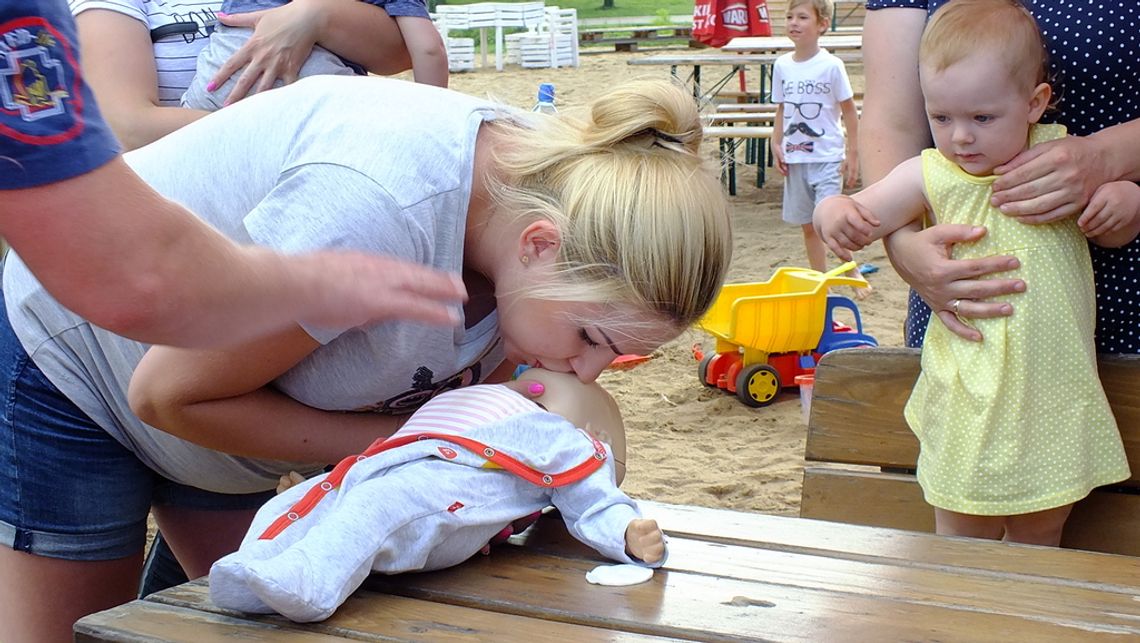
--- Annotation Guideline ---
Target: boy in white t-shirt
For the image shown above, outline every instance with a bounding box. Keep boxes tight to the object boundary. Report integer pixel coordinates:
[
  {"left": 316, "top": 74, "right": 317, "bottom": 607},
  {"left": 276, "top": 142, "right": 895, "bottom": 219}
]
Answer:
[{"left": 772, "top": 0, "right": 869, "bottom": 296}]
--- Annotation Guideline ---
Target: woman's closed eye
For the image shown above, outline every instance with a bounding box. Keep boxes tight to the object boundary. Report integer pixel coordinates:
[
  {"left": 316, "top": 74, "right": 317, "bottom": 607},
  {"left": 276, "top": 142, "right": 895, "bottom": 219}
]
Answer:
[{"left": 579, "top": 328, "right": 600, "bottom": 348}]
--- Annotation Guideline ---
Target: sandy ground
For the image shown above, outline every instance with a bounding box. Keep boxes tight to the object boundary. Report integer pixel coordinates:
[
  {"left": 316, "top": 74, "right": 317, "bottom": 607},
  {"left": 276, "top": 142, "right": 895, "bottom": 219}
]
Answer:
[{"left": 412, "top": 49, "right": 912, "bottom": 516}]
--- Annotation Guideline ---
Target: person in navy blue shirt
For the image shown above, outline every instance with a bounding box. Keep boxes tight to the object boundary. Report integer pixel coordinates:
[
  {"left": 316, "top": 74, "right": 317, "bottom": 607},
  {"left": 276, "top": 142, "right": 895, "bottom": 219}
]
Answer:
[
  {"left": 858, "top": 0, "right": 1140, "bottom": 352},
  {"left": 0, "top": 1, "right": 466, "bottom": 350}
]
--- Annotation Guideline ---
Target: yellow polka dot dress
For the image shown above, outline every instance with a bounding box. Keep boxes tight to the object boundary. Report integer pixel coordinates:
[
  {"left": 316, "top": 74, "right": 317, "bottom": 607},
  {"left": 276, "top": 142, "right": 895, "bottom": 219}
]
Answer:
[{"left": 903, "top": 124, "right": 1130, "bottom": 516}]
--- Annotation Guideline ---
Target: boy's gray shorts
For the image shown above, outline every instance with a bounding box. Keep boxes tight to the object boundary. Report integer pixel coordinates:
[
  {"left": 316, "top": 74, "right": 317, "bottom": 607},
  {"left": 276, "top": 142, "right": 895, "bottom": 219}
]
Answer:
[
  {"left": 782, "top": 161, "right": 843, "bottom": 225},
  {"left": 182, "top": 24, "right": 355, "bottom": 111}
]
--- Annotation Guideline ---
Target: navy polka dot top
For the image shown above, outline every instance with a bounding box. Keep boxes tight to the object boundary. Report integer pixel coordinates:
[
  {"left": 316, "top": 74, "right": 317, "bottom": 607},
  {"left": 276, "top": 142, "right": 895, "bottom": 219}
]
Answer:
[{"left": 865, "top": 0, "right": 1140, "bottom": 353}]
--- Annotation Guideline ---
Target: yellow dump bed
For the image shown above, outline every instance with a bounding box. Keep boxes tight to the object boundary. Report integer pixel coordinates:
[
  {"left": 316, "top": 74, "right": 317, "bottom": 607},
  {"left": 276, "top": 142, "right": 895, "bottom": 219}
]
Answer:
[{"left": 697, "top": 263, "right": 865, "bottom": 355}]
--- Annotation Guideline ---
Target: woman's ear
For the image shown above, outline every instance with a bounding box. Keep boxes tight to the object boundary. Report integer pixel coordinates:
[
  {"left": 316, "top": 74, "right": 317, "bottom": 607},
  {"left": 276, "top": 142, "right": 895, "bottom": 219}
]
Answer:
[
  {"left": 1028, "top": 82, "right": 1052, "bottom": 123},
  {"left": 518, "top": 220, "right": 562, "bottom": 265}
]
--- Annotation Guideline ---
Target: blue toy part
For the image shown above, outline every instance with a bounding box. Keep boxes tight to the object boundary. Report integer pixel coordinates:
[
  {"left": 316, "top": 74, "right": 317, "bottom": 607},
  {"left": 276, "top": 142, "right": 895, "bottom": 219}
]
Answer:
[
  {"left": 858, "top": 263, "right": 879, "bottom": 275},
  {"left": 817, "top": 295, "right": 879, "bottom": 354}
]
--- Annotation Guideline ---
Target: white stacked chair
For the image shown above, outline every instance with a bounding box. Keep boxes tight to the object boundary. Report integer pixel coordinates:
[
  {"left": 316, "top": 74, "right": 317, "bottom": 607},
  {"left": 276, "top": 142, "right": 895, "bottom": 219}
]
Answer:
[
  {"left": 506, "top": 6, "right": 580, "bottom": 69},
  {"left": 430, "top": 10, "right": 476, "bottom": 73}
]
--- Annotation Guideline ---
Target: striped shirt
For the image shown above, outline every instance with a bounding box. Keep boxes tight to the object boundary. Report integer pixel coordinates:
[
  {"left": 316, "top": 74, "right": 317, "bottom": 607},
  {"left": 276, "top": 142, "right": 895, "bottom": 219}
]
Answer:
[
  {"left": 394, "top": 385, "right": 540, "bottom": 440},
  {"left": 70, "top": 0, "right": 218, "bottom": 105}
]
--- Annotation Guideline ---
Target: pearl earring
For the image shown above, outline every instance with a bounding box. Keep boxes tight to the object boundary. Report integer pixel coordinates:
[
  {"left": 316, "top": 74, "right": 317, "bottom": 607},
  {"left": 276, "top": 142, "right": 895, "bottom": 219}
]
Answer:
[{"left": 520, "top": 255, "right": 529, "bottom": 265}]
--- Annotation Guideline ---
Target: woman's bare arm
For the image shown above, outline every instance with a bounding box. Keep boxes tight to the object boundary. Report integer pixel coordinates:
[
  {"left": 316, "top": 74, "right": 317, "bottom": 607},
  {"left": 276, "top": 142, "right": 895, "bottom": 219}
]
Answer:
[
  {"left": 129, "top": 326, "right": 401, "bottom": 462},
  {"left": 75, "top": 9, "right": 210, "bottom": 149}
]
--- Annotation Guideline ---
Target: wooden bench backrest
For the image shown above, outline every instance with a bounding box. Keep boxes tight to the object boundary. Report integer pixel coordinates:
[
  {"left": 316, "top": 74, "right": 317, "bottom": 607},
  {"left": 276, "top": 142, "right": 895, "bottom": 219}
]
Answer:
[{"left": 802, "top": 347, "right": 1140, "bottom": 557}]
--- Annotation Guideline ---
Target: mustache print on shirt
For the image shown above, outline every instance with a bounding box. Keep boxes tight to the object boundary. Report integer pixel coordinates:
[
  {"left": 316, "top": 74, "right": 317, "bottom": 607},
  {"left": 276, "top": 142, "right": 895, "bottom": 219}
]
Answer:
[{"left": 784, "top": 121, "right": 825, "bottom": 137}]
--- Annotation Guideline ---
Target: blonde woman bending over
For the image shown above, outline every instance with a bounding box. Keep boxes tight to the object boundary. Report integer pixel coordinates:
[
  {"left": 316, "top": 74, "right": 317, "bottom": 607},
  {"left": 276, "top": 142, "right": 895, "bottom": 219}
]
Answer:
[{"left": 0, "top": 76, "right": 731, "bottom": 641}]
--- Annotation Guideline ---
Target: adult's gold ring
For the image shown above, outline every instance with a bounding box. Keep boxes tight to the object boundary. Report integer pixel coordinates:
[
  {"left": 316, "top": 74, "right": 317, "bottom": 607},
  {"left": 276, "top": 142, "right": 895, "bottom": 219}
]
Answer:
[{"left": 952, "top": 298, "right": 961, "bottom": 316}]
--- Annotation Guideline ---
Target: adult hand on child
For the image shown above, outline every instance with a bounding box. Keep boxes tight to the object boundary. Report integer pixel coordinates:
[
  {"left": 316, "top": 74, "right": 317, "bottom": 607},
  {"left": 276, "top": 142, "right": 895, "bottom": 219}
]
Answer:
[
  {"left": 884, "top": 224, "right": 1024, "bottom": 342},
  {"left": 625, "top": 519, "right": 665, "bottom": 565},
  {"left": 991, "top": 134, "right": 1109, "bottom": 224},
  {"left": 210, "top": 0, "right": 325, "bottom": 105},
  {"left": 813, "top": 195, "right": 880, "bottom": 260}
]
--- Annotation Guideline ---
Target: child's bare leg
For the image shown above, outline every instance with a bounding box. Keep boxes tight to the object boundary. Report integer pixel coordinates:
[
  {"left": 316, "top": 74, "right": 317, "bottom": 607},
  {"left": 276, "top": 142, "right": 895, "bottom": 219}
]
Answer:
[
  {"left": 846, "top": 266, "right": 872, "bottom": 300},
  {"left": 397, "top": 17, "right": 449, "bottom": 88},
  {"left": 934, "top": 508, "right": 1005, "bottom": 540},
  {"left": 801, "top": 223, "right": 828, "bottom": 272},
  {"left": 1003, "top": 504, "right": 1073, "bottom": 546}
]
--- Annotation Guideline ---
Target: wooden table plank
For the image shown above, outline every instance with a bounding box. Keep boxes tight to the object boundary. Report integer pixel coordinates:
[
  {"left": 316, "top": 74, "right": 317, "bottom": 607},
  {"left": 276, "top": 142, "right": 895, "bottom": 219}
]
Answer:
[
  {"left": 76, "top": 503, "right": 1140, "bottom": 641},
  {"left": 639, "top": 501, "right": 1140, "bottom": 589},
  {"left": 506, "top": 517, "right": 1140, "bottom": 636},
  {"left": 147, "top": 580, "right": 673, "bottom": 642},
  {"left": 364, "top": 545, "right": 1140, "bottom": 642},
  {"left": 627, "top": 52, "right": 862, "bottom": 67},
  {"left": 75, "top": 600, "right": 344, "bottom": 642},
  {"left": 722, "top": 34, "right": 863, "bottom": 53}
]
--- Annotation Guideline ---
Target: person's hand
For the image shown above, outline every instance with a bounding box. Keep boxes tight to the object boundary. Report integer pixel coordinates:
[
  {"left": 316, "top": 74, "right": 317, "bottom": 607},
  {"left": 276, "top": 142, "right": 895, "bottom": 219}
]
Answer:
[
  {"left": 885, "top": 224, "right": 1024, "bottom": 342},
  {"left": 478, "top": 511, "right": 544, "bottom": 556},
  {"left": 292, "top": 250, "right": 466, "bottom": 330},
  {"left": 501, "top": 377, "right": 546, "bottom": 399},
  {"left": 991, "top": 135, "right": 1110, "bottom": 224},
  {"left": 774, "top": 144, "right": 788, "bottom": 177},
  {"left": 209, "top": 0, "right": 326, "bottom": 105},
  {"left": 276, "top": 471, "right": 307, "bottom": 494},
  {"left": 1078, "top": 181, "right": 1140, "bottom": 247},
  {"left": 625, "top": 518, "right": 665, "bottom": 564},
  {"left": 813, "top": 195, "right": 880, "bottom": 261}
]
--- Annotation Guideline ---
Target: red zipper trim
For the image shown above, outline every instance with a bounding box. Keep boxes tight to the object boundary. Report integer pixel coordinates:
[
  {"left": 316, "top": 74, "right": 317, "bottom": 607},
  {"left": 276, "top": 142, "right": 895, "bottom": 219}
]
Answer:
[{"left": 259, "top": 431, "right": 607, "bottom": 540}]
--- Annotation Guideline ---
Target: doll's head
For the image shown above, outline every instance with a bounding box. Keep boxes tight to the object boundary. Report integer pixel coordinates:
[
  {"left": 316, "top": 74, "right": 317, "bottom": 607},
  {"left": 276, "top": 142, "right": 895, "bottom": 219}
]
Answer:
[{"left": 516, "top": 368, "right": 627, "bottom": 483}]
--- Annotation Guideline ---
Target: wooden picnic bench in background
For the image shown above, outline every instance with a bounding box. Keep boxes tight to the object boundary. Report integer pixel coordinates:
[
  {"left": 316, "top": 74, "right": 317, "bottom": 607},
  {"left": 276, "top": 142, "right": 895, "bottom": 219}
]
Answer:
[
  {"left": 578, "top": 24, "right": 694, "bottom": 52},
  {"left": 803, "top": 347, "right": 1140, "bottom": 557},
  {"left": 77, "top": 499, "right": 1140, "bottom": 641}
]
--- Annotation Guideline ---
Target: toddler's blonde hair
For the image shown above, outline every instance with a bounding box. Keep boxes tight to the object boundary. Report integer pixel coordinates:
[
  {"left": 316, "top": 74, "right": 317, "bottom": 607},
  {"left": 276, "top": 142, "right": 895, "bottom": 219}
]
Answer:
[{"left": 920, "top": 0, "right": 1047, "bottom": 91}]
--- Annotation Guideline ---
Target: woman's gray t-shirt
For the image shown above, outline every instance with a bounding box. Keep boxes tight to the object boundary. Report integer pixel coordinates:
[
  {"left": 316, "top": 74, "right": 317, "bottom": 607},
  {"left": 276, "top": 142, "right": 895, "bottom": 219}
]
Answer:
[{"left": 2, "top": 76, "right": 507, "bottom": 493}]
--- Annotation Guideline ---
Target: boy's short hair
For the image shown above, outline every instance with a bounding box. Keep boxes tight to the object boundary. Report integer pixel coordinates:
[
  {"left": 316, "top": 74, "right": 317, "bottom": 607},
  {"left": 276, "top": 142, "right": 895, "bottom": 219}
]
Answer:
[
  {"left": 788, "top": 0, "right": 834, "bottom": 23},
  {"left": 920, "top": 0, "right": 1047, "bottom": 91}
]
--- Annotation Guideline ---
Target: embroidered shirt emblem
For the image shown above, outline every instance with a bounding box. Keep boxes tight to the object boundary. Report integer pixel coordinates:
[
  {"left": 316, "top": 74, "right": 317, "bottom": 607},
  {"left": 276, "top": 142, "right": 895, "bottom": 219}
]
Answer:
[{"left": 0, "top": 17, "right": 81, "bottom": 144}]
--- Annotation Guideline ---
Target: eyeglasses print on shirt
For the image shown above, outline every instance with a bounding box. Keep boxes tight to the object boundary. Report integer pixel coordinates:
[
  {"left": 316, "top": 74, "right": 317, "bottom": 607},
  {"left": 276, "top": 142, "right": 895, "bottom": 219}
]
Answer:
[{"left": 783, "top": 101, "right": 823, "bottom": 120}]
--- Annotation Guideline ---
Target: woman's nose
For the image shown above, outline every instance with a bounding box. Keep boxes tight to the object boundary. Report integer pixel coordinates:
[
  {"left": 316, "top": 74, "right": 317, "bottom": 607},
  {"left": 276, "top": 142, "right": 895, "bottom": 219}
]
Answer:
[{"left": 570, "top": 352, "right": 613, "bottom": 383}]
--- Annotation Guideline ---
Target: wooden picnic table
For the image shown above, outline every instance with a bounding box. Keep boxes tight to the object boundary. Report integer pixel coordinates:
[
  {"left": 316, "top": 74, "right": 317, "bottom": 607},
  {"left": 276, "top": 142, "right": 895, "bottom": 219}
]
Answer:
[
  {"left": 77, "top": 501, "right": 1140, "bottom": 641},
  {"left": 722, "top": 33, "right": 863, "bottom": 54},
  {"left": 628, "top": 50, "right": 862, "bottom": 106},
  {"left": 578, "top": 24, "right": 693, "bottom": 52}
]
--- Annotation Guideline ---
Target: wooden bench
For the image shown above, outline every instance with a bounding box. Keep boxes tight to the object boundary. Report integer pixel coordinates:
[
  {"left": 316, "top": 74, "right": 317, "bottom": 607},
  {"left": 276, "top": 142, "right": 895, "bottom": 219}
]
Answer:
[
  {"left": 703, "top": 125, "right": 773, "bottom": 196},
  {"left": 802, "top": 347, "right": 1140, "bottom": 557},
  {"left": 76, "top": 500, "right": 1140, "bottom": 641},
  {"left": 578, "top": 25, "right": 694, "bottom": 52}
]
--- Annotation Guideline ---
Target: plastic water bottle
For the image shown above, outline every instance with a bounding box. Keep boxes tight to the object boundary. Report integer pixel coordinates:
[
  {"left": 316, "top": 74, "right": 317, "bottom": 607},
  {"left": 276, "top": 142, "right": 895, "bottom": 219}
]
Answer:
[{"left": 532, "top": 83, "right": 557, "bottom": 114}]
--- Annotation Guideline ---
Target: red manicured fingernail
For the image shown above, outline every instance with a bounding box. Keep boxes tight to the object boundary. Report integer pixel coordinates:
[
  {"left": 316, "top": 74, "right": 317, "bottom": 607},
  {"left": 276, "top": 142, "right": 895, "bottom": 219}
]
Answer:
[{"left": 528, "top": 382, "right": 545, "bottom": 395}]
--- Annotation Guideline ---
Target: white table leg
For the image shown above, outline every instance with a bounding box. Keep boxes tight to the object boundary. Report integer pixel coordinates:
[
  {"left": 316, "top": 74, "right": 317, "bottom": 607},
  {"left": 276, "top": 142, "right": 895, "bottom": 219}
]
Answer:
[
  {"left": 495, "top": 25, "right": 504, "bottom": 71},
  {"left": 480, "top": 27, "right": 488, "bottom": 68}
]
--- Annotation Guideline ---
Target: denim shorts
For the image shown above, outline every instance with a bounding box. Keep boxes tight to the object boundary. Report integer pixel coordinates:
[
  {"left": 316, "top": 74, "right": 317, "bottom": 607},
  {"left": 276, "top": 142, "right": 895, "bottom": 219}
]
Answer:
[{"left": 0, "top": 296, "right": 273, "bottom": 561}]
